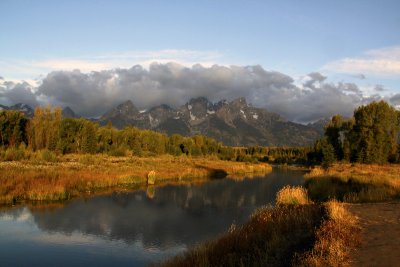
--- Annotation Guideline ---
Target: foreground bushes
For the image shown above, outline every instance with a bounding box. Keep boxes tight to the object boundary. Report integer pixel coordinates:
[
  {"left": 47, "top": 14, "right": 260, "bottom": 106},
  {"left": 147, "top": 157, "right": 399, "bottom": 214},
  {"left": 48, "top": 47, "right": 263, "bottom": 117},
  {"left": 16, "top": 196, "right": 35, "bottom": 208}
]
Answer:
[
  {"left": 161, "top": 204, "right": 324, "bottom": 267},
  {"left": 160, "top": 187, "right": 359, "bottom": 267},
  {"left": 296, "top": 201, "right": 360, "bottom": 266}
]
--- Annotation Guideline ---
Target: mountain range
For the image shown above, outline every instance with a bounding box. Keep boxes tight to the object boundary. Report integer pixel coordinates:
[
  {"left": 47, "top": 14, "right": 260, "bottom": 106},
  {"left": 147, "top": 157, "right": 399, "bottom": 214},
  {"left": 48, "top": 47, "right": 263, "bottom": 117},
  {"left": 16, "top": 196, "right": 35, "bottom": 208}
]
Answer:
[{"left": 1, "top": 97, "right": 325, "bottom": 146}]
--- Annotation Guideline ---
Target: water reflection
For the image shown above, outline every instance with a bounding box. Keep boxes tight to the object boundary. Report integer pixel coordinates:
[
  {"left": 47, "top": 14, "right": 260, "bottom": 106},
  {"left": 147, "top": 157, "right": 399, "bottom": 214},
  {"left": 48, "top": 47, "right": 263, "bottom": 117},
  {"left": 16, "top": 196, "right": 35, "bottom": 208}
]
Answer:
[{"left": 0, "top": 168, "right": 304, "bottom": 266}]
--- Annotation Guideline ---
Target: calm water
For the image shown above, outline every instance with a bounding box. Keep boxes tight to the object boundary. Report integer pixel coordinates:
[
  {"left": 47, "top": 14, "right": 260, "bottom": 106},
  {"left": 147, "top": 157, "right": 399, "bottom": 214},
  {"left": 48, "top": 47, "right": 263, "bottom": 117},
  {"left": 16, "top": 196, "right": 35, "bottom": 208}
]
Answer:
[{"left": 0, "top": 168, "right": 304, "bottom": 267}]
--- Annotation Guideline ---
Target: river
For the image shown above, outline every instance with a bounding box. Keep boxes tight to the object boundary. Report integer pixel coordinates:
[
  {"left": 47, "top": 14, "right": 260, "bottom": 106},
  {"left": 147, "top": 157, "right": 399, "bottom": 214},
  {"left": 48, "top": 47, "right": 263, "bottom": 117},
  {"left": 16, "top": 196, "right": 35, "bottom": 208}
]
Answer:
[{"left": 0, "top": 168, "right": 305, "bottom": 266}]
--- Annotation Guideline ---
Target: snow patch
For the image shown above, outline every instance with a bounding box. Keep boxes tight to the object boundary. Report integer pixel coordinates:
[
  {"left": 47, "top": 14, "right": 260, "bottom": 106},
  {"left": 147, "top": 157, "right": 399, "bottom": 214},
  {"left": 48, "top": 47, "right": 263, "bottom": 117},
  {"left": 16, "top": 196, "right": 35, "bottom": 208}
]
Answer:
[
  {"left": 190, "top": 112, "right": 196, "bottom": 121},
  {"left": 173, "top": 116, "right": 180, "bottom": 120},
  {"left": 253, "top": 114, "right": 258, "bottom": 119},
  {"left": 207, "top": 110, "right": 215, "bottom": 114},
  {"left": 139, "top": 109, "right": 147, "bottom": 113},
  {"left": 187, "top": 104, "right": 192, "bottom": 110},
  {"left": 240, "top": 109, "right": 244, "bottom": 114}
]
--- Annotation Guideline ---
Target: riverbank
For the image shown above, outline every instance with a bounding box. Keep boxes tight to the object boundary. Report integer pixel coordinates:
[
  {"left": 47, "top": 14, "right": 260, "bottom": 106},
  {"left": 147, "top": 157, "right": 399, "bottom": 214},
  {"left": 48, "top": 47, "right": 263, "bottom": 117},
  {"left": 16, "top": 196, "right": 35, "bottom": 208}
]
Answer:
[
  {"left": 160, "top": 187, "right": 359, "bottom": 266},
  {"left": 0, "top": 154, "right": 272, "bottom": 204},
  {"left": 305, "top": 163, "right": 400, "bottom": 202}
]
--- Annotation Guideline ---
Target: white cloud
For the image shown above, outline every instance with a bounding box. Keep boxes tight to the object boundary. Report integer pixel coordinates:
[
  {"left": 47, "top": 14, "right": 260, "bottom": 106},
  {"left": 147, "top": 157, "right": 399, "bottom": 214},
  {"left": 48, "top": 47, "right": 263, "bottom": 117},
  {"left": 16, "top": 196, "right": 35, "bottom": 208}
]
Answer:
[
  {"left": 323, "top": 46, "right": 400, "bottom": 77},
  {"left": 0, "top": 49, "right": 225, "bottom": 80}
]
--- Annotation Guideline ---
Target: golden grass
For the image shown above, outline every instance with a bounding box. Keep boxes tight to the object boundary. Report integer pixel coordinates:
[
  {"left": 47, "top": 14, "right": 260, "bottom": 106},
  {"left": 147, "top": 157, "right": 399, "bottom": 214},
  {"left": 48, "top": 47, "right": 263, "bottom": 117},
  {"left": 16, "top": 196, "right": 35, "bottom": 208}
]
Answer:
[
  {"left": 296, "top": 200, "right": 360, "bottom": 267},
  {"left": 160, "top": 204, "right": 324, "bottom": 267},
  {"left": 276, "top": 186, "right": 311, "bottom": 206},
  {"left": 0, "top": 154, "right": 271, "bottom": 204},
  {"left": 160, "top": 188, "right": 360, "bottom": 267},
  {"left": 305, "top": 163, "right": 400, "bottom": 202}
]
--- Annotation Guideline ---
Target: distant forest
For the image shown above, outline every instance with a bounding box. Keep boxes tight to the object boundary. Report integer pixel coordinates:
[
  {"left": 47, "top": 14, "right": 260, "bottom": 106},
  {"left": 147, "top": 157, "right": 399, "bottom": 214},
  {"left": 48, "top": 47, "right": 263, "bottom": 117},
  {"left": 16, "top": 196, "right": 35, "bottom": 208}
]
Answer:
[
  {"left": 0, "top": 105, "right": 304, "bottom": 163},
  {"left": 0, "top": 101, "right": 399, "bottom": 165}
]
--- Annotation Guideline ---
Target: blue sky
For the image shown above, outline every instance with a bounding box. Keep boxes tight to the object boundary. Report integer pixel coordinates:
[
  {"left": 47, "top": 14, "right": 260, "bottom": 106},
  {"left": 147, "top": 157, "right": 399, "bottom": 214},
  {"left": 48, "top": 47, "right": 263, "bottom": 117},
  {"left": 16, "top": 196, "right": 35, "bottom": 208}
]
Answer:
[{"left": 0, "top": 0, "right": 399, "bottom": 121}]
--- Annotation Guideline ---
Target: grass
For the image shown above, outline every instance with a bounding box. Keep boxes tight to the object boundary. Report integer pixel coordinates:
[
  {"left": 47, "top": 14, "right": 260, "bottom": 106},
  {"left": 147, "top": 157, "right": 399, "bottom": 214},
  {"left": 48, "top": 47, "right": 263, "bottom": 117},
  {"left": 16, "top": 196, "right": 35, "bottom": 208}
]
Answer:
[
  {"left": 276, "top": 186, "right": 311, "bottom": 206},
  {"left": 160, "top": 204, "right": 324, "bottom": 267},
  {"left": 295, "top": 200, "right": 360, "bottom": 266},
  {"left": 0, "top": 154, "right": 272, "bottom": 204},
  {"left": 305, "top": 163, "right": 400, "bottom": 203},
  {"left": 159, "top": 187, "right": 359, "bottom": 267}
]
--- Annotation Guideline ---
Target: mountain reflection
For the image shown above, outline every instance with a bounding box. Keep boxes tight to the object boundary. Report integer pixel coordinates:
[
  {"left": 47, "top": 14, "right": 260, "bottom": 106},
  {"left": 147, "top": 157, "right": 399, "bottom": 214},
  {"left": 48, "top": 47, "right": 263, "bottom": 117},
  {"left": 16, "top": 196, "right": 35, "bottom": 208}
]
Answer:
[{"left": 28, "top": 168, "right": 304, "bottom": 248}]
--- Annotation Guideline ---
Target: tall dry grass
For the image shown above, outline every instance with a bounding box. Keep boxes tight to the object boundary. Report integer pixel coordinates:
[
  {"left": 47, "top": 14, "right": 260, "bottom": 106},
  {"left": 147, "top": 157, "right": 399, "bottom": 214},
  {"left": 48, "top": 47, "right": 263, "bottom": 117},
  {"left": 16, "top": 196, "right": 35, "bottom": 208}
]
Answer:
[
  {"left": 160, "top": 204, "right": 324, "bottom": 267},
  {"left": 160, "top": 187, "right": 360, "bottom": 267},
  {"left": 276, "top": 186, "right": 311, "bottom": 206},
  {"left": 0, "top": 154, "right": 271, "bottom": 204},
  {"left": 296, "top": 200, "right": 360, "bottom": 266},
  {"left": 305, "top": 164, "right": 400, "bottom": 202}
]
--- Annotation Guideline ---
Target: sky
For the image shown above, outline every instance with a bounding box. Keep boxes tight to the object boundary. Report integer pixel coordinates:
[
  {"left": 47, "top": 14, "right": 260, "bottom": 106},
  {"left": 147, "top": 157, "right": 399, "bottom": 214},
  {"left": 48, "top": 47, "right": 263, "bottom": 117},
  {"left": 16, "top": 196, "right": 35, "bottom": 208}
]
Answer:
[{"left": 0, "top": 0, "right": 399, "bottom": 122}]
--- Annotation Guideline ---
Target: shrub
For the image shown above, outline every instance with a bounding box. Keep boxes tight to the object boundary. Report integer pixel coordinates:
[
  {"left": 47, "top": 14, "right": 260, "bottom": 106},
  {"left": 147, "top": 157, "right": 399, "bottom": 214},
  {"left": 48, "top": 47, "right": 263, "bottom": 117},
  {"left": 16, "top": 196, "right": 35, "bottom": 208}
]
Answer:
[
  {"left": 40, "top": 149, "right": 58, "bottom": 162},
  {"left": 276, "top": 186, "right": 311, "bottom": 206},
  {"left": 107, "top": 147, "right": 128, "bottom": 157},
  {"left": 3, "top": 147, "right": 26, "bottom": 161}
]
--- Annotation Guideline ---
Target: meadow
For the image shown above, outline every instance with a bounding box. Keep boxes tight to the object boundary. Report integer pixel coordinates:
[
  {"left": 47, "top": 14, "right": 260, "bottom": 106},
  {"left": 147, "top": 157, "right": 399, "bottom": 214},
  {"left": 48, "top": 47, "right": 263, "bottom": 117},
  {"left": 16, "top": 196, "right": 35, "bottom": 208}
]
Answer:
[
  {"left": 0, "top": 152, "right": 271, "bottom": 204},
  {"left": 305, "top": 163, "right": 400, "bottom": 202}
]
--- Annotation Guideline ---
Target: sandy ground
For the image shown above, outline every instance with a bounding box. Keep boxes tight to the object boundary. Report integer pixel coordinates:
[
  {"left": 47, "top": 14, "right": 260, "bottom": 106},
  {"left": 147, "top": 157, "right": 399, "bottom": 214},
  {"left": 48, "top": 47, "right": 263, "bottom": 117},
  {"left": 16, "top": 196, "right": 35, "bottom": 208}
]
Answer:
[{"left": 347, "top": 202, "right": 400, "bottom": 267}]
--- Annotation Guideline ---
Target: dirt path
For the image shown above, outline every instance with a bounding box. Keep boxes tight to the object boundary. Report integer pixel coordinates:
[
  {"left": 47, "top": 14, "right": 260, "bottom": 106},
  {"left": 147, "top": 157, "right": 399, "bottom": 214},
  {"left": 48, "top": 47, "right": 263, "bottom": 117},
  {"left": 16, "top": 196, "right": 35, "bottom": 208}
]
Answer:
[{"left": 347, "top": 202, "right": 400, "bottom": 267}]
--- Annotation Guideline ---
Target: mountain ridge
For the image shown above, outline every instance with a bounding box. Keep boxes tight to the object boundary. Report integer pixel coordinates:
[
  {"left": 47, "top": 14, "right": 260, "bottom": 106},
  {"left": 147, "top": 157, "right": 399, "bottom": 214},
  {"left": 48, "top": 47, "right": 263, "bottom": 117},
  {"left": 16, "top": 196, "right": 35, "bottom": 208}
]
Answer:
[
  {"left": 99, "top": 97, "right": 322, "bottom": 146},
  {"left": 1, "top": 98, "right": 325, "bottom": 146}
]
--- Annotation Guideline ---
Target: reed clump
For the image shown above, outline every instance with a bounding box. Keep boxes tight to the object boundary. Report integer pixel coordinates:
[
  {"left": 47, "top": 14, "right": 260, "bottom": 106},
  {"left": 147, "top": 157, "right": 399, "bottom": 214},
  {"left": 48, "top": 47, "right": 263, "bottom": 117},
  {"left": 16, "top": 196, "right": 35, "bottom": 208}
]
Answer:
[
  {"left": 276, "top": 186, "right": 311, "bottom": 206},
  {"left": 305, "top": 163, "right": 400, "bottom": 202}
]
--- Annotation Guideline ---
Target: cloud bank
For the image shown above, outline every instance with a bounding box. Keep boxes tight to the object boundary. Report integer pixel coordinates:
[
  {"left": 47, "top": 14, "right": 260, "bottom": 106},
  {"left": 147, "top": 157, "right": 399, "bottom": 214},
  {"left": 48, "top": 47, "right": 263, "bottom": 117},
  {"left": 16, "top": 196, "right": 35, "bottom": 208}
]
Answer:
[
  {"left": 323, "top": 46, "right": 400, "bottom": 77},
  {"left": 0, "top": 63, "right": 394, "bottom": 123}
]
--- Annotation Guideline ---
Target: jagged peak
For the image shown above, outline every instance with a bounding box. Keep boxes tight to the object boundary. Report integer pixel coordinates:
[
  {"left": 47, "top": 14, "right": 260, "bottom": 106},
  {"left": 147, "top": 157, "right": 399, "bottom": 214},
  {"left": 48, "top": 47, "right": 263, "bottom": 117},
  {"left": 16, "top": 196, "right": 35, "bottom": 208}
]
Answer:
[
  {"left": 116, "top": 100, "right": 134, "bottom": 108},
  {"left": 188, "top": 97, "right": 210, "bottom": 104},
  {"left": 230, "top": 97, "right": 247, "bottom": 107},
  {"left": 101, "top": 100, "right": 138, "bottom": 120},
  {"left": 149, "top": 104, "right": 174, "bottom": 112}
]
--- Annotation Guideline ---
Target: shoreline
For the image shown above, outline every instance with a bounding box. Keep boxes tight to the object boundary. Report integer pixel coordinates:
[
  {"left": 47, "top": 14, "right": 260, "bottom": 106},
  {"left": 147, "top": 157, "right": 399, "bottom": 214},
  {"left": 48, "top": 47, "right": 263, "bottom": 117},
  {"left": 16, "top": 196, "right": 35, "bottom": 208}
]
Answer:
[{"left": 0, "top": 154, "right": 272, "bottom": 205}]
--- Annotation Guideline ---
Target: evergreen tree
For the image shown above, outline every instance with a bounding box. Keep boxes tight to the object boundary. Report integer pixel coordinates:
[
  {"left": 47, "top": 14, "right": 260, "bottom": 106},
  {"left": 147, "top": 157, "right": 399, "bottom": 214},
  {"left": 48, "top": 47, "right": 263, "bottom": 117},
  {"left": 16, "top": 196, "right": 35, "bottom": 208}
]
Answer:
[
  {"left": 0, "top": 110, "right": 28, "bottom": 147},
  {"left": 81, "top": 121, "right": 97, "bottom": 154},
  {"left": 351, "top": 101, "right": 399, "bottom": 163}
]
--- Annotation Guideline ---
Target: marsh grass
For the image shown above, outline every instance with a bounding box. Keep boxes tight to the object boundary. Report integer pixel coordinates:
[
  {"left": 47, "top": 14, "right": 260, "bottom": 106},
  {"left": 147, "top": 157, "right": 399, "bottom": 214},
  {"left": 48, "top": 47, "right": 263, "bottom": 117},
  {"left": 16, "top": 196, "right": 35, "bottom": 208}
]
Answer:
[
  {"left": 160, "top": 188, "right": 359, "bottom": 267},
  {"left": 295, "top": 200, "right": 360, "bottom": 266},
  {"left": 0, "top": 154, "right": 271, "bottom": 204},
  {"left": 160, "top": 204, "right": 324, "bottom": 267},
  {"left": 276, "top": 186, "right": 311, "bottom": 206},
  {"left": 305, "top": 164, "right": 400, "bottom": 202}
]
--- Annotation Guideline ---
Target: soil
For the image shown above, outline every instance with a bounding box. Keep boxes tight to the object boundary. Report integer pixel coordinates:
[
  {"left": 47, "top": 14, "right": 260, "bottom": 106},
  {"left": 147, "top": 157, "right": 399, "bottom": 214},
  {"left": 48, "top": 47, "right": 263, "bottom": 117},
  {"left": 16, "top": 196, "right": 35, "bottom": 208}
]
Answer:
[{"left": 347, "top": 202, "right": 400, "bottom": 267}]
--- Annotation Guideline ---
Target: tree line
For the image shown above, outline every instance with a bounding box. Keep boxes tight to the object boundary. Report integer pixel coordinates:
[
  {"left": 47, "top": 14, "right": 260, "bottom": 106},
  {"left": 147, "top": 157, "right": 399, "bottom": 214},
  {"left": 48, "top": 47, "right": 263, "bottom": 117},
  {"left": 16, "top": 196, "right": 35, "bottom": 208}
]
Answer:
[
  {"left": 309, "top": 101, "right": 400, "bottom": 167},
  {"left": 0, "top": 106, "right": 253, "bottom": 161},
  {"left": 1, "top": 101, "right": 399, "bottom": 165}
]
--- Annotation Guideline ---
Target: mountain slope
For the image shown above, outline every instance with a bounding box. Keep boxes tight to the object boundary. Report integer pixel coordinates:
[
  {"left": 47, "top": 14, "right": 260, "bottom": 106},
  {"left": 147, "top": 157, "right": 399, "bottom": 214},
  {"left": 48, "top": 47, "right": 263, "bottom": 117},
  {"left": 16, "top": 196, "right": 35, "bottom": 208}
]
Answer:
[
  {"left": 99, "top": 97, "right": 321, "bottom": 146},
  {"left": 1, "top": 98, "right": 322, "bottom": 146}
]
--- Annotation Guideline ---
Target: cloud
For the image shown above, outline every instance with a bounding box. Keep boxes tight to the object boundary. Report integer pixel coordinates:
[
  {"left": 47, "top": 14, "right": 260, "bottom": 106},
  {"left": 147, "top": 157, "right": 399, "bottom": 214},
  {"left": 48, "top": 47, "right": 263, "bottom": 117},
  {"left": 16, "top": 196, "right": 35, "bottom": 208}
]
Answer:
[
  {"left": 374, "top": 84, "right": 385, "bottom": 92},
  {"left": 1, "top": 63, "right": 388, "bottom": 123},
  {"left": 389, "top": 93, "right": 400, "bottom": 107},
  {"left": 0, "top": 49, "right": 224, "bottom": 80},
  {"left": 0, "top": 79, "right": 39, "bottom": 107},
  {"left": 323, "top": 46, "right": 400, "bottom": 77},
  {"left": 33, "top": 64, "right": 373, "bottom": 122}
]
